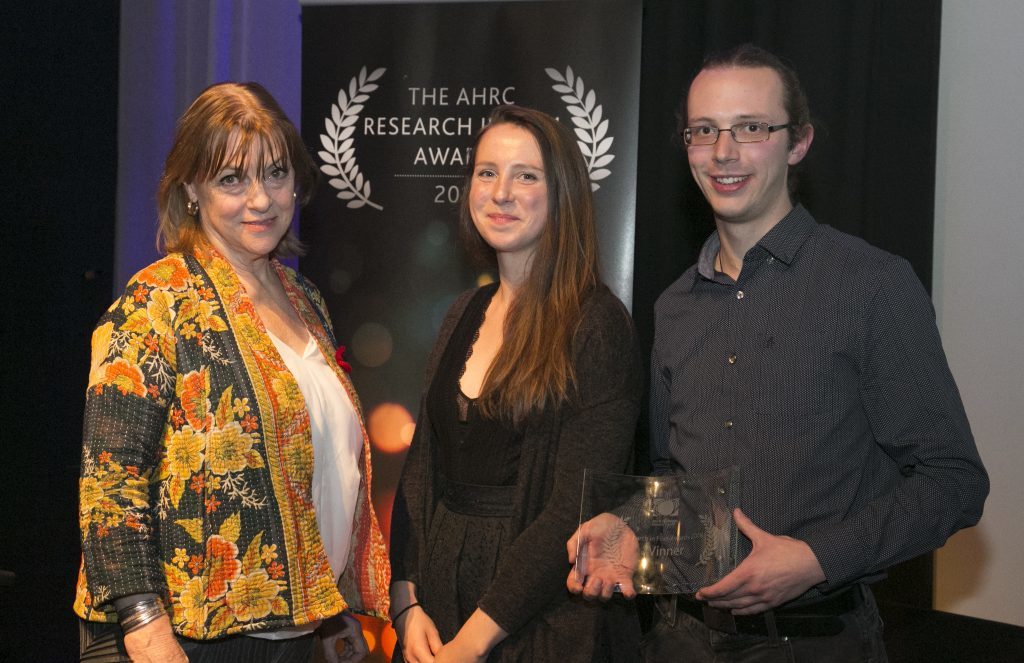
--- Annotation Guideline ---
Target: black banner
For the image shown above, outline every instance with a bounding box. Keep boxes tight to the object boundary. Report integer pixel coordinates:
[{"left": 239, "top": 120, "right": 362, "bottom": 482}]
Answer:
[{"left": 300, "top": 10, "right": 641, "bottom": 643}]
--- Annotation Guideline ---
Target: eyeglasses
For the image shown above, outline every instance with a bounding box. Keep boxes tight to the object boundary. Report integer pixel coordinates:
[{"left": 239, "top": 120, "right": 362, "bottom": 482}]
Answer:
[{"left": 682, "top": 122, "right": 793, "bottom": 146}]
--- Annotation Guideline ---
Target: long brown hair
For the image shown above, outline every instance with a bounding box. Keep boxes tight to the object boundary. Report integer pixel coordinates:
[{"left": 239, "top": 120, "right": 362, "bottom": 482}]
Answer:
[
  {"left": 156, "top": 82, "right": 318, "bottom": 257},
  {"left": 459, "top": 105, "right": 600, "bottom": 423}
]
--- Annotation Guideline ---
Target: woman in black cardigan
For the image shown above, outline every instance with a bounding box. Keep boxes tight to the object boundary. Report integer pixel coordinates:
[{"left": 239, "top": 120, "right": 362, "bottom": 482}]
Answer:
[{"left": 388, "top": 105, "right": 642, "bottom": 662}]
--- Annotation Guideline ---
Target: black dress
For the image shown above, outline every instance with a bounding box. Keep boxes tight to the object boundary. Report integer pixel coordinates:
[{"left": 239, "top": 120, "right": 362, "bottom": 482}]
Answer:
[
  {"left": 417, "top": 284, "right": 524, "bottom": 643},
  {"left": 391, "top": 284, "right": 643, "bottom": 662}
]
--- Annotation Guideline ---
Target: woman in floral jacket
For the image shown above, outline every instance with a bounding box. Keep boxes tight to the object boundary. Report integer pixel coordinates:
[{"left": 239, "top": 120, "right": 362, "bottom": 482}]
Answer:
[{"left": 75, "top": 82, "right": 389, "bottom": 662}]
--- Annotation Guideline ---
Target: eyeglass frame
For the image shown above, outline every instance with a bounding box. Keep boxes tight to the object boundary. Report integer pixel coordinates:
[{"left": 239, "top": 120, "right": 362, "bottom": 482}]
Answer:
[{"left": 681, "top": 122, "right": 794, "bottom": 146}]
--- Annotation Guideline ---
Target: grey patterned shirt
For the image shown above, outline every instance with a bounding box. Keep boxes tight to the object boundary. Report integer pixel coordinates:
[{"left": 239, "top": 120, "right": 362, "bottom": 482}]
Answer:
[{"left": 650, "top": 205, "right": 988, "bottom": 597}]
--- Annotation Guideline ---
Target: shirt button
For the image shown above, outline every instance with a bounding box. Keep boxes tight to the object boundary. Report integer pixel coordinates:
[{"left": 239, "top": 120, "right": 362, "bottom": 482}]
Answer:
[
  {"left": 736, "top": 290, "right": 744, "bottom": 300},
  {"left": 767, "top": 256, "right": 775, "bottom": 264},
  {"left": 724, "top": 420, "right": 734, "bottom": 429},
  {"left": 728, "top": 354, "right": 737, "bottom": 364}
]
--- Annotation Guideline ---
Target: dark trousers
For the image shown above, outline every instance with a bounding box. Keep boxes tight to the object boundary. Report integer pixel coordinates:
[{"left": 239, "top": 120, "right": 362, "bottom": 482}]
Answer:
[
  {"left": 640, "top": 586, "right": 888, "bottom": 663},
  {"left": 79, "top": 620, "right": 315, "bottom": 662}
]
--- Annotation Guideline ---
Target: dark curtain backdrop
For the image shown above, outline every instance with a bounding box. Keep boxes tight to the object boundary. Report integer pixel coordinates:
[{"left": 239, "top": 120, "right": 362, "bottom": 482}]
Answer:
[
  {"left": 634, "top": 0, "right": 941, "bottom": 350},
  {"left": 632, "top": 0, "right": 942, "bottom": 609},
  {"left": 2, "top": 1, "right": 941, "bottom": 659}
]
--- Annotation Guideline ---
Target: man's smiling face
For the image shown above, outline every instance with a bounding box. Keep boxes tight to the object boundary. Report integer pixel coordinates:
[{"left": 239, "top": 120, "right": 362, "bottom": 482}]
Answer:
[{"left": 685, "top": 66, "right": 811, "bottom": 232}]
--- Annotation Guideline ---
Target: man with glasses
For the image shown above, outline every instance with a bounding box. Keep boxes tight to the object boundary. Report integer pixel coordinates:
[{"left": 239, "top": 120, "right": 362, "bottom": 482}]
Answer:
[{"left": 568, "top": 44, "right": 988, "bottom": 661}]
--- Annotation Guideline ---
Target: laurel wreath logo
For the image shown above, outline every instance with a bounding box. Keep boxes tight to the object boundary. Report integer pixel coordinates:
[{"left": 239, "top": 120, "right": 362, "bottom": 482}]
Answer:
[
  {"left": 318, "top": 66, "right": 386, "bottom": 210},
  {"left": 545, "top": 66, "right": 614, "bottom": 191}
]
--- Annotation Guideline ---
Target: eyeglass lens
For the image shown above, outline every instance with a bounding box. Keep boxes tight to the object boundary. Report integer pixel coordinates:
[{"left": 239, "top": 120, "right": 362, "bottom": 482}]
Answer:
[{"left": 685, "top": 123, "right": 773, "bottom": 145}]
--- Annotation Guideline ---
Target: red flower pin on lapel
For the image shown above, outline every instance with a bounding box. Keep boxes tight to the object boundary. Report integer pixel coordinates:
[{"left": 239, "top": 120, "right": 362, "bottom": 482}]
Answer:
[{"left": 334, "top": 345, "right": 352, "bottom": 373}]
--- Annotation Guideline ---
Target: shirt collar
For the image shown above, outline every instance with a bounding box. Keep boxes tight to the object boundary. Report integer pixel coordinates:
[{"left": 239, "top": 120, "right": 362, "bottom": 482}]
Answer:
[
  {"left": 690, "top": 204, "right": 817, "bottom": 290},
  {"left": 757, "top": 204, "right": 817, "bottom": 265}
]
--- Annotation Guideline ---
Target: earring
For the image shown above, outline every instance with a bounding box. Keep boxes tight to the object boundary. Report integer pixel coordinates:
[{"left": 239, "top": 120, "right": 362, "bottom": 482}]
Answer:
[
  {"left": 186, "top": 200, "right": 199, "bottom": 216},
  {"left": 292, "top": 191, "right": 297, "bottom": 200}
]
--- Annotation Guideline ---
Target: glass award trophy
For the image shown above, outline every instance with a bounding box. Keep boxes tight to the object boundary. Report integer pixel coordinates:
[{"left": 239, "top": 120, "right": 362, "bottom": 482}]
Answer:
[{"left": 575, "top": 468, "right": 740, "bottom": 594}]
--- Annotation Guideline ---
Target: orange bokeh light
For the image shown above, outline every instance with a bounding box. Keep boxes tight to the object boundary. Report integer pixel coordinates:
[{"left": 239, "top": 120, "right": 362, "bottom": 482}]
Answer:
[
  {"left": 355, "top": 613, "right": 393, "bottom": 662},
  {"left": 363, "top": 627, "right": 377, "bottom": 651},
  {"left": 368, "top": 402, "right": 415, "bottom": 453},
  {"left": 382, "top": 622, "right": 398, "bottom": 657}
]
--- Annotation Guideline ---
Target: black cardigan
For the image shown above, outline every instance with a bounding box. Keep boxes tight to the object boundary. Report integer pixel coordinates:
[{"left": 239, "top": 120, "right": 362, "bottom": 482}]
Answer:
[{"left": 390, "top": 283, "right": 643, "bottom": 652}]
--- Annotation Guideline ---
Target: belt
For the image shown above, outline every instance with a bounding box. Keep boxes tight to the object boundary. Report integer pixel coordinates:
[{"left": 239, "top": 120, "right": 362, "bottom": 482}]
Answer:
[
  {"left": 676, "top": 585, "right": 861, "bottom": 638},
  {"left": 439, "top": 477, "right": 515, "bottom": 517}
]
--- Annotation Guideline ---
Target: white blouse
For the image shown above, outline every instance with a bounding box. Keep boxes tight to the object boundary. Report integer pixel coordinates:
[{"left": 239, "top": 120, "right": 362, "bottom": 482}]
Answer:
[{"left": 250, "top": 331, "right": 362, "bottom": 639}]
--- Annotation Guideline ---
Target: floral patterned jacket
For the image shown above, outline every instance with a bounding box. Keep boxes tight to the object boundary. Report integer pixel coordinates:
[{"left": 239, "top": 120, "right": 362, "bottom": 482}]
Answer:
[{"left": 74, "top": 246, "right": 389, "bottom": 638}]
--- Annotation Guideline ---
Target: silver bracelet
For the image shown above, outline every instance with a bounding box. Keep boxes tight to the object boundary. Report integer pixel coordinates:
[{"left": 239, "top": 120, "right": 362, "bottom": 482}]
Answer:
[
  {"left": 120, "top": 603, "right": 165, "bottom": 633},
  {"left": 116, "top": 596, "right": 161, "bottom": 620},
  {"left": 118, "top": 598, "right": 167, "bottom": 634}
]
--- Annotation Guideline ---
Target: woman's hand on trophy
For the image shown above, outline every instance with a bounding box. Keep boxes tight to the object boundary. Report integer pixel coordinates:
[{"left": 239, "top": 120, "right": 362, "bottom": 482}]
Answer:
[{"left": 567, "top": 512, "right": 639, "bottom": 600}]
